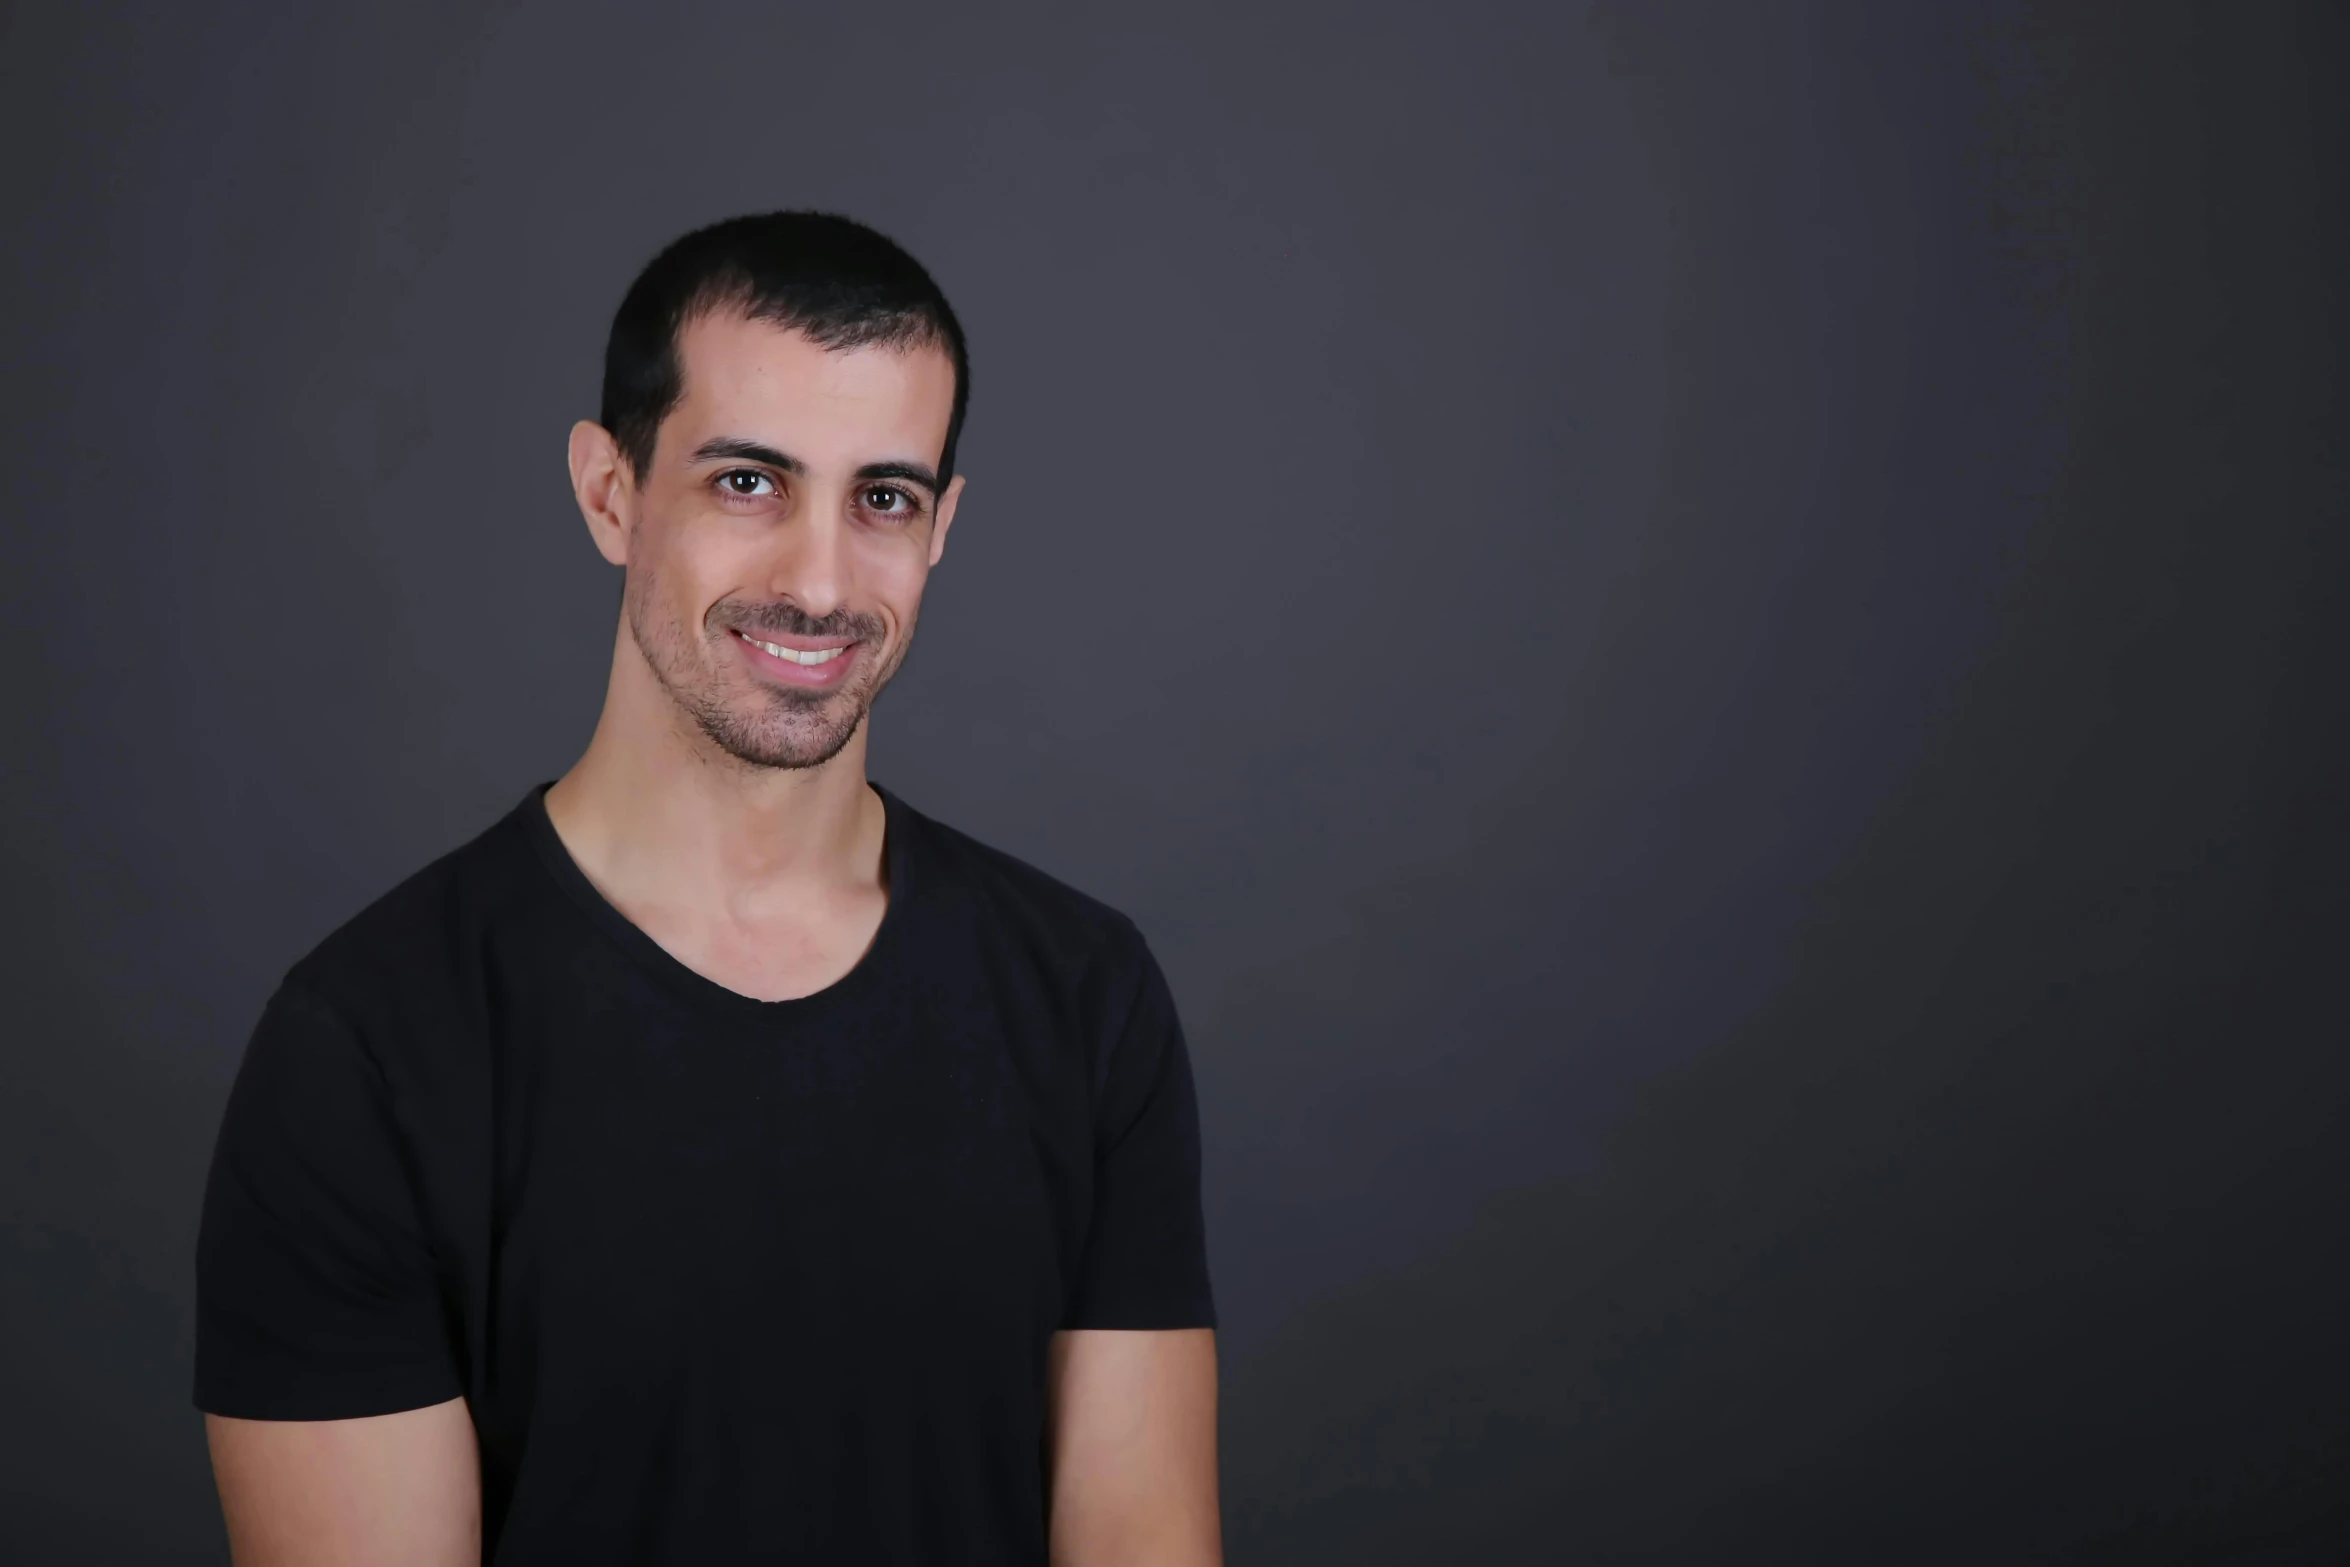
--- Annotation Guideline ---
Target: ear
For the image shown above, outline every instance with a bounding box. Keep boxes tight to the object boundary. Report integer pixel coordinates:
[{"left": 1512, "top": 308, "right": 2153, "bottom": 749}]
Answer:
[
  {"left": 569, "top": 420, "right": 634, "bottom": 567},
  {"left": 928, "top": 473, "right": 967, "bottom": 568}
]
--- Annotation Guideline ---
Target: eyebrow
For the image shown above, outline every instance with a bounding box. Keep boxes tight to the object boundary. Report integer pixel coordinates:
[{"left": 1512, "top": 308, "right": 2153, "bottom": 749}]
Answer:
[{"left": 690, "top": 437, "right": 805, "bottom": 473}]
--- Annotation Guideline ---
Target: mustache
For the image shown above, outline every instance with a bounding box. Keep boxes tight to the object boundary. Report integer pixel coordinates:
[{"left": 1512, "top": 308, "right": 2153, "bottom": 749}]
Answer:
[{"left": 713, "top": 602, "right": 884, "bottom": 643}]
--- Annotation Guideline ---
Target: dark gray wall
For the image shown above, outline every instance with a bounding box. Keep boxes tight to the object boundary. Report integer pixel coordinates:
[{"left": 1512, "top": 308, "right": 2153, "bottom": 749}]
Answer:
[{"left": 4, "top": 1, "right": 2345, "bottom": 1561}]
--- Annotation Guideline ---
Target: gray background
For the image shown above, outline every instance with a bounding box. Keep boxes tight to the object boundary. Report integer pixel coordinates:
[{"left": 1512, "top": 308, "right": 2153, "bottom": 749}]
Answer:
[{"left": 4, "top": 1, "right": 2346, "bottom": 1561}]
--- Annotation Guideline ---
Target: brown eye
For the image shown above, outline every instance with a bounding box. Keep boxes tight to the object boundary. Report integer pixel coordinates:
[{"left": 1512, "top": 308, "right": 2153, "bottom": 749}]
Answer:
[
  {"left": 721, "top": 470, "right": 776, "bottom": 497},
  {"left": 866, "top": 486, "right": 909, "bottom": 513}
]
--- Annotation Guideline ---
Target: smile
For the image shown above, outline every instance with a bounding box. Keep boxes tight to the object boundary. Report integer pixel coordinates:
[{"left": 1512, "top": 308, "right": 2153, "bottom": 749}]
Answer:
[{"left": 737, "top": 633, "right": 849, "bottom": 667}]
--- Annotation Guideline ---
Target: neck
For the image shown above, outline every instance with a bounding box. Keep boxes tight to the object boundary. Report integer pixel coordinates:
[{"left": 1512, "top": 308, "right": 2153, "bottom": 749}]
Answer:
[{"left": 544, "top": 624, "right": 884, "bottom": 907}]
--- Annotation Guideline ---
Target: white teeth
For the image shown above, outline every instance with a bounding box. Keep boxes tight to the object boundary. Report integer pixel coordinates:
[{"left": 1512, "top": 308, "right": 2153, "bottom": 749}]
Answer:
[{"left": 746, "top": 634, "right": 845, "bottom": 666}]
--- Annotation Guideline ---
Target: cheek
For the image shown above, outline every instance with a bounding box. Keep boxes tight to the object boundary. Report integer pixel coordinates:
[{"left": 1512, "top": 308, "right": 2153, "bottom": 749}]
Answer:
[
  {"left": 853, "top": 532, "right": 934, "bottom": 626},
  {"left": 645, "top": 513, "right": 760, "bottom": 614}
]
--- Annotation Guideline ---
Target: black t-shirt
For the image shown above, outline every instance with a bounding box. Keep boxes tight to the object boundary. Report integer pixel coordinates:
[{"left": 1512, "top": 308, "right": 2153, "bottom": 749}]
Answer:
[{"left": 194, "top": 782, "right": 1214, "bottom": 1564}]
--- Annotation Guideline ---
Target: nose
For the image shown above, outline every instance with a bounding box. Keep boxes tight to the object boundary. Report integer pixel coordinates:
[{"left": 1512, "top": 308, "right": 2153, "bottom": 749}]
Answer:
[{"left": 765, "top": 505, "right": 850, "bottom": 621}]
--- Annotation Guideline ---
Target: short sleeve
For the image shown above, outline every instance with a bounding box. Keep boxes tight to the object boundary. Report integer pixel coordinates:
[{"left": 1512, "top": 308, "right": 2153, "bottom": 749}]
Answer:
[
  {"left": 194, "top": 982, "right": 462, "bottom": 1419},
  {"left": 1062, "top": 939, "right": 1216, "bottom": 1330}
]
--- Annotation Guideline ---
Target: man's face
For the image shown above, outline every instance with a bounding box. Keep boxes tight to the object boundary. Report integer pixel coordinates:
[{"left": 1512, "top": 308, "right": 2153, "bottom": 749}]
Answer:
[{"left": 613, "top": 311, "right": 963, "bottom": 770}]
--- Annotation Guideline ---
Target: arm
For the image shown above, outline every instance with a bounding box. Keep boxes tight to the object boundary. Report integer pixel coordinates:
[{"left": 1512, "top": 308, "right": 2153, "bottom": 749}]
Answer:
[
  {"left": 1046, "top": 1327, "right": 1221, "bottom": 1567},
  {"left": 197, "top": 985, "right": 477, "bottom": 1564},
  {"left": 207, "top": 1399, "right": 480, "bottom": 1567}
]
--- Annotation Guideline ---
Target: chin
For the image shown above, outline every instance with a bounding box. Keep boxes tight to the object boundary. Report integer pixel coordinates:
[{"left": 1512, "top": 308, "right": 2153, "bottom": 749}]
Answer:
[{"left": 707, "top": 702, "right": 868, "bottom": 772}]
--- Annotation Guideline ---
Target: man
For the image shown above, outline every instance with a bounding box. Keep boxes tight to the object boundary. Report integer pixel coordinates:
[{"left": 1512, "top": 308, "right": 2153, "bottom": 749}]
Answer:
[{"left": 194, "top": 212, "right": 1220, "bottom": 1565}]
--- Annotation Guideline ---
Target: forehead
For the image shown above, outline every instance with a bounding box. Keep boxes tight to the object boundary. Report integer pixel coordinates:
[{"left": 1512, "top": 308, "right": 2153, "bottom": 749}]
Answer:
[{"left": 666, "top": 310, "right": 956, "bottom": 464}]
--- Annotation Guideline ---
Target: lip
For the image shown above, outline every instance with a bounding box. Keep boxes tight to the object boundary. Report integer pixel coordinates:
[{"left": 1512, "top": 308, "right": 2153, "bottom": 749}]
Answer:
[{"left": 731, "top": 627, "right": 860, "bottom": 689}]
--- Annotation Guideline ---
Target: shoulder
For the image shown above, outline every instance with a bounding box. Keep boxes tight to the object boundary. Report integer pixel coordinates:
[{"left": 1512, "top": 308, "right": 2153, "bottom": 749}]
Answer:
[
  {"left": 277, "top": 791, "right": 550, "bottom": 1039},
  {"left": 887, "top": 790, "right": 1156, "bottom": 983}
]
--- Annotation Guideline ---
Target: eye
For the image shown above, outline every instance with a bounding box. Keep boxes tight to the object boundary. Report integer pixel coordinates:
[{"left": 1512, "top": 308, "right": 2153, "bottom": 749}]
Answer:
[
  {"left": 718, "top": 469, "right": 778, "bottom": 498},
  {"left": 862, "top": 485, "right": 917, "bottom": 516}
]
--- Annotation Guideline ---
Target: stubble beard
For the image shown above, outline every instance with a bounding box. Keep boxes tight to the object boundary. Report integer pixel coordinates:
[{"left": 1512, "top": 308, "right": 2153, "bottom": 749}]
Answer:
[{"left": 624, "top": 565, "right": 909, "bottom": 772}]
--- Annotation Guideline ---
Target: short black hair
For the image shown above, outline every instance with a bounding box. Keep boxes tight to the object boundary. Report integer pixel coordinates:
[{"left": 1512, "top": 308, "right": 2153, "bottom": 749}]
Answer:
[{"left": 599, "top": 211, "right": 970, "bottom": 484}]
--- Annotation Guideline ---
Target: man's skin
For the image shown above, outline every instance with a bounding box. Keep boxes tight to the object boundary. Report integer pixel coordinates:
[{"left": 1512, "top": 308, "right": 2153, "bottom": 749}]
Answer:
[{"left": 204, "top": 311, "right": 1222, "bottom": 1565}]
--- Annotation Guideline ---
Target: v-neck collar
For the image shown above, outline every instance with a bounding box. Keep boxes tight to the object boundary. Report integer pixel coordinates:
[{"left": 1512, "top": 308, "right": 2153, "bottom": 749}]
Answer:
[{"left": 519, "top": 779, "right": 912, "bottom": 1023}]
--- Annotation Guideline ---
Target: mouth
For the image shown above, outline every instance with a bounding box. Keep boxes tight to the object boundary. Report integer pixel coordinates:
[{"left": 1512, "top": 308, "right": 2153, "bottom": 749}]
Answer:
[
  {"left": 738, "top": 632, "right": 847, "bottom": 666},
  {"left": 730, "top": 627, "right": 861, "bottom": 688}
]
